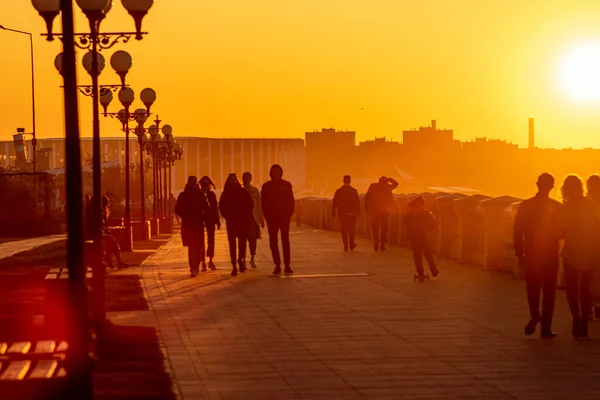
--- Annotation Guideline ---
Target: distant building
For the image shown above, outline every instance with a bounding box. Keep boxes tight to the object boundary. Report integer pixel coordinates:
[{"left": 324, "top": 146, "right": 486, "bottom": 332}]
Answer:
[
  {"left": 356, "top": 137, "right": 402, "bottom": 181},
  {"left": 402, "top": 119, "right": 459, "bottom": 150},
  {"left": 305, "top": 128, "right": 356, "bottom": 189},
  {"left": 0, "top": 137, "right": 305, "bottom": 193}
]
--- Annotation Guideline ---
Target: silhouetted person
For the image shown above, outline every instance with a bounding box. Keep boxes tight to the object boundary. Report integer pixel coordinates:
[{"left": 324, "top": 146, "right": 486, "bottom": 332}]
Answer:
[
  {"left": 404, "top": 196, "right": 438, "bottom": 278},
  {"left": 586, "top": 174, "right": 600, "bottom": 319},
  {"left": 243, "top": 172, "right": 264, "bottom": 268},
  {"left": 365, "top": 176, "right": 398, "bottom": 251},
  {"left": 175, "top": 176, "right": 210, "bottom": 277},
  {"left": 219, "top": 173, "right": 254, "bottom": 276},
  {"left": 558, "top": 175, "right": 600, "bottom": 338},
  {"left": 587, "top": 175, "right": 600, "bottom": 208},
  {"left": 513, "top": 173, "right": 560, "bottom": 338},
  {"left": 169, "top": 193, "right": 179, "bottom": 224},
  {"left": 332, "top": 175, "right": 360, "bottom": 251},
  {"left": 200, "top": 176, "right": 220, "bottom": 270},
  {"left": 96, "top": 195, "right": 128, "bottom": 270},
  {"left": 261, "top": 164, "right": 295, "bottom": 274}
]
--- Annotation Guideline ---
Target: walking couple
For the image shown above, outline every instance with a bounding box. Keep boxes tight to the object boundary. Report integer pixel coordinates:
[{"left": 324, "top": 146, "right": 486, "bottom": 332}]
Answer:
[{"left": 514, "top": 173, "right": 600, "bottom": 338}]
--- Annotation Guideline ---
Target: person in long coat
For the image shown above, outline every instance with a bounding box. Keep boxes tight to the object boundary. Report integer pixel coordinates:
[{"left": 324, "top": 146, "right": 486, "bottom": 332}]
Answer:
[
  {"left": 219, "top": 173, "right": 254, "bottom": 276},
  {"left": 242, "top": 172, "right": 264, "bottom": 268},
  {"left": 175, "top": 176, "right": 210, "bottom": 277},
  {"left": 200, "top": 176, "right": 220, "bottom": 270}
]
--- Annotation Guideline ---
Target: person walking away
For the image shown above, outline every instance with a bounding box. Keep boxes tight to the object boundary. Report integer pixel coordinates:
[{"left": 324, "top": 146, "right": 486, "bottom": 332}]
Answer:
[
  {"left": 586, "top": 175, "right": 600, "bottom": 320},
  {"left": 513, "top": 173, "right": 561, "bottom": 338},
  {"left": 364, "top": 176, "right": 398, "bottom": 251},
  {"left": 557, "top": 175, "right": 600, "bottom": 338},
  {"left": 175, "top": 176, "right": 210, "bottom": 277},
  {"left": 404, "top": 196, "right": 438, "bottom": 279},
  {"left": 219, "top": 173, "right": 254, "bottom": 276},
  {"left": 331, "top": 175, "right": 361, "bottom": 251},
  {"left": 243, "top": 172, "right": 264, "bottom": 268},
  {"left": 169, "top": 193, "right": 179, "bottom": 224},
  {"left": 200, "top": 176, "right": 220, "bottom": 270},
  {"left": 261, "top": 164, "right": 295, "bottom": 274}
]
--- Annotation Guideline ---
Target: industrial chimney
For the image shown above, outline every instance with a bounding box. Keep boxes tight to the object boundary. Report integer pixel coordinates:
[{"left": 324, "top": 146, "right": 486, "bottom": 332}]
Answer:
[
  {"left": 528, "top": 118, "right": 534, "bottom": 149},
  {"left": 431, "top": 120, "right": 437, "bottom": 130}
]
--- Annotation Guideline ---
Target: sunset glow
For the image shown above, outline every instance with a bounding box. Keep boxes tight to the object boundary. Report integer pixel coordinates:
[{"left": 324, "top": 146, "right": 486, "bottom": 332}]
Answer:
[{"left": 3, "top": 2, "right": 600, "bottom": 148}]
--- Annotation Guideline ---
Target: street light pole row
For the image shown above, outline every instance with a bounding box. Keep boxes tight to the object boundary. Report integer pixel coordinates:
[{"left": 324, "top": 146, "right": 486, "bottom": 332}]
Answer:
[{"left": 30, "top": 1, "right": 155, "bottom": 398}]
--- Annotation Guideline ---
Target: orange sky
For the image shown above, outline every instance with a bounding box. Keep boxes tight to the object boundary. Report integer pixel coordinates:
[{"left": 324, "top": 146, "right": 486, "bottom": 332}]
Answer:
[{"left": 3, "top": 1, "right": 600, "bottom": 148}]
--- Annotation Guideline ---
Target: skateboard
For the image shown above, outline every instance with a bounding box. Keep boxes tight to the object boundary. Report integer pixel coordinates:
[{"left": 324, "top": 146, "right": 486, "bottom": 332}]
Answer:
[{"left": 413, "top": 273, "right": 430, "bottom": 282}]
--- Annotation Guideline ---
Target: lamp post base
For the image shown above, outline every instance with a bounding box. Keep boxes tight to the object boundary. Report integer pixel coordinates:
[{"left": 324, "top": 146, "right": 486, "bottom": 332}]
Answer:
[
  {"left": 111, "top": 225, "right": 133, "bottom": 252},
  {"left": 132, "top": 220, "right": 151, "bottom": 241},
  {"left": 150, "top": 218, "right": 160, "bottom": 237}
]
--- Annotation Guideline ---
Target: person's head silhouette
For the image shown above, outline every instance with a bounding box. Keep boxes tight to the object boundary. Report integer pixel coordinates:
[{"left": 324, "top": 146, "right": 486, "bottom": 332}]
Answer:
[
  {"left": 561, "top": 175, "right": 584, "bottom": 202},
  {"left": 536, "top": 173, "right": 554, "bottom": 195}
]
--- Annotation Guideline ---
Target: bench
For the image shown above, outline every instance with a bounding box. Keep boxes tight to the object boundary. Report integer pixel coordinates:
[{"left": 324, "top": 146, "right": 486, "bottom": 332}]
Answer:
[{"left": 0, "top": 340, "right": 69, "bottom": 399}]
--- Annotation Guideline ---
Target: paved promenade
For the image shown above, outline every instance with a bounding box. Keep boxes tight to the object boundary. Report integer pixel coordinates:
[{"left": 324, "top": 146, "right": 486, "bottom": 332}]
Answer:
[
  {"left": 134, "top": 227, "right": 600, "bottom": 399},
  {"left": 0, "top": 234, "right": 66, "bottom": 260}
]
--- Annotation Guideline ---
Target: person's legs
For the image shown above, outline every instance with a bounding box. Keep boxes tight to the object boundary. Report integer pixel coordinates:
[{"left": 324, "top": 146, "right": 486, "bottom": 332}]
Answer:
[
  {"left": 580, "top": 269, "right": 594, "bottom": 337},
  {"left": 206, "top": 224, "right": 215, "bottom": 258},
  {"left": 238, "top": 227, "right": 248, "bottom": 272},
  {"left": 380, "top": 213, "right": 389, "bottom": 250},
  {"left": 540, "top": 263, "right": 558, "bottom": 336},
  {"left": 199, "top": 227, "right": 206, "bottom": 271},
  {"left": 564, "top": 262, "right": 581, "bottom": 336},
  {"left": 411, "top": 240, "right": 424, "bottom": 275},
  {"left": 524, "top": 265, "right": 542, "bottom": 334},
  {"left": 267, "top": 220, "right": 281, "bottom": 272},
  {"left": 226, "top": 224, "right": 238, "bottom": 275},
  {"left": 188, "top": 246, "right": 199, "bottom": 276},
  {"left": 371, "top": 214, "right": 380, "bottom": 249},
  {"left": 281, "top": 220, "right": 292, "bottom": 272},
  {"left": 248, "top": 220, "right": 258, "bottom": 259},
  {"left": 102, "top": 235, "right": 115, "bottom": 268},
  {"left": 422, "top": 239, "right": 438, "bottom": 276},
  {"left": 348, "top": 216, "right": 357, "bottom": 249},
  {"left": 206, "top": 223, "right": 216, "bottom": 269},
  {"left": 340, "top": 215, "right": 349, "bottom": 249}
]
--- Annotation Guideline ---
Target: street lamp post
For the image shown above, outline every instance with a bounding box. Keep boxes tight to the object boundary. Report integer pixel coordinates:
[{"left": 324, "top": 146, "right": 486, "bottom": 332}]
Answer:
[
  {"left": 146, "top": 117, "right": 162, "bottom": 227},
  {"left": 31, "top": 1, "right": 91, "bottom": 398},
  {"left": 138, "top": 88, "right": 156, "bottom": 233},
  {"left": 161, "top": 125, "right": 173, "bottom": 228},
  {"left": 143, "top": 124, "right": 182, "bottom": 234},
  {"left": 34, "top": 0, "right": 155, "bottom": 278},
  {"left": 102, "top": 87, "right": 155, "bottom": 240},
  {"left": 0, "top": 25, "right": 37, "bottom": 174},
  {"left": 56, "top": 49, "right": 135, "bottom": 252},
  {"left": 32, "top": 0, "right": 155, "bottom": 357}
]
